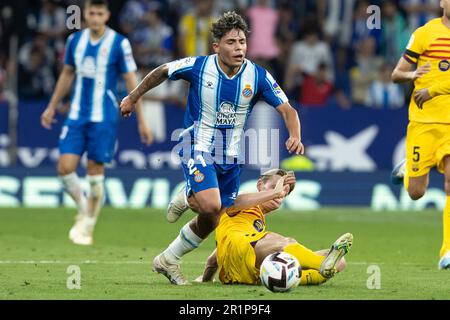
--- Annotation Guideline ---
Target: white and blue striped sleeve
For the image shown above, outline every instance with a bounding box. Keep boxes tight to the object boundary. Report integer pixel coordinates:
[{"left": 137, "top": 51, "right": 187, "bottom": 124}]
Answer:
[
  {"left": 118, "top": 38, "right": 137, "bottom": 74},
  {"left": 166, "top": 57, "right": 197, "bottom": 81},
  {"left": 64, "top": 33, "right": 76, "bottom": 67},
  {"left": 260, "top": 70, "right": 289, "bottom": 108}
]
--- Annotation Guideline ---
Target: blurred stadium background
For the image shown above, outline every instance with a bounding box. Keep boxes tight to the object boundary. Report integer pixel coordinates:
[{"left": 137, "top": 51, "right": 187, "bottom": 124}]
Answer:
[
  {"left": 0, "top": 0, "right": 446, "bottom": 212},
  {"left": 1, "top": 0, "right": 450, "bottom": 300}
]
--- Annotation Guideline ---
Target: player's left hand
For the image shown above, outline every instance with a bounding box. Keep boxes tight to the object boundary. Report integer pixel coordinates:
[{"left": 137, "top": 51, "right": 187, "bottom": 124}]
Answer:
[
  {"left": 414, "top": 88, "right": 431, "bottom": 108},
  {"left": 138, "top": 123, "right": 154, "bottom": 146},
  {"left": 286, "top": 137, "right": 304, "bottom": 155},
  {"left": 284, "top": 171, "right": 296, "bottom": 195},
  {"left": 119, "top": 95, "right": 135, "bottom": 117}
]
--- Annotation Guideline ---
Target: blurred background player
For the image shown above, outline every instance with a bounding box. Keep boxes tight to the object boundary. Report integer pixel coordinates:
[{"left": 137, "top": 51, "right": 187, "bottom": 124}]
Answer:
[
  {"left": 120, "top": 11, "right": 304, "bottom": 285},
  {"left": 195, "top": 169, "right": 352, "bottom": 286},
  {"left": 40, "top": 0, "right": 153, "bottom": 245},
  {"left": 391, "top": 0, "right": 450, "bottom": 269}
]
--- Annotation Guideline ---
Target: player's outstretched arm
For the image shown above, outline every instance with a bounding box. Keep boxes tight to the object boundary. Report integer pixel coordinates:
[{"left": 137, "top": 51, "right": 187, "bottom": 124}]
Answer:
[
  {"left": 276, "top": 102, "right": 304, "bottom": 155},
  {"left": 40, "top": 65, "right": 75, "bottom": 129},
  {"left": 391, "top": 57, "right": 430, "bottom": 83},
  {"left": 226, "top": 177, "right": 290, "bottom": 215},
  {"left": 119, "top": 64, "right": 169, "bottom": 117},
  {"left": 195, "top": 249, "right": 218, "bottom": 283},
  {"left": 122, "top": 71, "right": 154, "bottom": 145}
]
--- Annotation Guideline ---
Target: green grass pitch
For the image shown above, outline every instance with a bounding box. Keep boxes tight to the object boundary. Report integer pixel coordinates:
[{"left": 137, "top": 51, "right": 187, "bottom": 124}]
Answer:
[{"left": 0, "top": 207, "right": 449, "bottom": 300}]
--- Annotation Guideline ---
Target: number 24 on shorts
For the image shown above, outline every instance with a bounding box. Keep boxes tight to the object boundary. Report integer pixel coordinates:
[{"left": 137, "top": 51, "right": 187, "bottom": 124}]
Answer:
[{"left": 187, "top": 155, "right": 207, "bottom": 175}]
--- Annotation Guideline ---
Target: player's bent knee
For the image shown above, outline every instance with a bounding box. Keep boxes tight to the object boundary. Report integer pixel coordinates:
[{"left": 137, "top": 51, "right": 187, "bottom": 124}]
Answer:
[
  {"left": 285, "top": 237, "right": 297, "bottom": 245},
  {"left": 57, "top": 162, "right": 76, "bottom": 176},
  {"left": 408, "top": 189, "right": 425, "bottom": 200},
  {"left": 408, "top": 185, "right": 426, "bottom": 200},
  {"left": 198, "top": 201, "right": 222, "bottom": 217}
]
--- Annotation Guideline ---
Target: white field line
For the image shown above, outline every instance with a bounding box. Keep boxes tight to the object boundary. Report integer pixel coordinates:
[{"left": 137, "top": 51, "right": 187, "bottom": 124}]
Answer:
[{"left": 0, "top": 260, "right": 412, "bottom": 266}]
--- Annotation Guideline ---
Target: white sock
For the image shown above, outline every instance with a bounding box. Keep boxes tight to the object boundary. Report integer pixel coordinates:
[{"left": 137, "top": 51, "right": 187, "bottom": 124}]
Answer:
[
  {"left": 164, "top": 223, "right": 203, "bottom": 263},
  {"left": 60, "top": 172, "right": 86, "bottom": 215},
  {"left": 85, "top": 175, "right": 104, "bottom": 232}
]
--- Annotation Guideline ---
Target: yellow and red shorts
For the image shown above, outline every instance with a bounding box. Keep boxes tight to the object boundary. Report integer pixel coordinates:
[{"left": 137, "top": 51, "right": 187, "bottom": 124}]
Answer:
[
  {"left": 216, "top": 231, "right": 268, "bottom": 285},
  {"left": 406, "top": 121, "right": 450, "bottom": 177}
]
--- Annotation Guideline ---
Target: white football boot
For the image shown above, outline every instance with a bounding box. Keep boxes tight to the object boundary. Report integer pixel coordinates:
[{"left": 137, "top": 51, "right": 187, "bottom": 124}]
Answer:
[
  {"left": 391, "top": 158, "right": 406, "bottom": 185},
  {"left": 166, "top": 184, "right": 189, "bottom": 223},
  {"left": 152, "top": 253, "right": 189, "bottom": 285},
  {"left": 320, "top": 233, "right": 353, "bottom": 278},
  {"left": 68, "top": 197, "right": 93, "bottom": 245},
  {"left": 438, "top": 251, "right": 450, "bottom": 270}
]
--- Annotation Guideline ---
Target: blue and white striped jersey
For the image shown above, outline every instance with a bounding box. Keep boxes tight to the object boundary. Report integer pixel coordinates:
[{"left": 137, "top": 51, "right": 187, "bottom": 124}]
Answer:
[
  {"left": 167, "top": 55, "right": 288, "bottom": 158},
  {"left": 64, "top": 27, "right": 137, "bottom": 123}
]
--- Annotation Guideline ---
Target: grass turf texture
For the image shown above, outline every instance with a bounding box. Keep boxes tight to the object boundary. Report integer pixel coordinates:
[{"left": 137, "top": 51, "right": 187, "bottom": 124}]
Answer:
[{"left": 0, "top": 207, "right": 449, "bottom": 300}]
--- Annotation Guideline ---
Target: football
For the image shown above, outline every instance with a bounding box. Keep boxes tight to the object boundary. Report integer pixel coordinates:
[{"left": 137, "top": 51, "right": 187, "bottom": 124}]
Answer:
[{"left": 259, "top": 251, "right": 302, "bottom": 292}]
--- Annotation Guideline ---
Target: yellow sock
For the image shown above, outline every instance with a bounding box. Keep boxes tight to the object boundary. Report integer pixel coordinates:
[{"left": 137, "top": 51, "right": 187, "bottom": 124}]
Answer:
[
  {"left": 440, "top": 196, "right": 450, "bottom": 258},
  {"left": 283, "top": 243, "right": 325, "bottom": 270},
  {"left": 299, "top": 270, "right": 327, "bottom": 286}
]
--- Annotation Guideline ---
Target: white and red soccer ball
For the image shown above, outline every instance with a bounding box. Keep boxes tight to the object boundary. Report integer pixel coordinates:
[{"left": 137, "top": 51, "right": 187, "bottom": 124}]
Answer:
[{"left": 259, "top": 251, "right": 302, "bottom": 292}]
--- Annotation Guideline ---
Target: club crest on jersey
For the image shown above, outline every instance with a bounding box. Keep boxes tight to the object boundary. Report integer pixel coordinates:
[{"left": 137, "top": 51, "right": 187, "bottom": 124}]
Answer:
[
  {"left": 242, "top": 84, "right": 253, "bottom": 98},
  {"left": 193, "top": 170, "right": 204, "bottom": 183},
  {"left": 253, "top": 219, "right": 265, "bottom": 232},
  {"left": 215, "top": 102, "right": 236, "bottom": 126},
  {"left": 439, "top": 60, "right": 450, "bottom": 71}
]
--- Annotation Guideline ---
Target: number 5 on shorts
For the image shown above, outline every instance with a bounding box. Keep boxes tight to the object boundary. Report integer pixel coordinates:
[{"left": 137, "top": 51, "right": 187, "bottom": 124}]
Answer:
[{"left": 413, "top": 146, "right": 420, "bottom": 162}]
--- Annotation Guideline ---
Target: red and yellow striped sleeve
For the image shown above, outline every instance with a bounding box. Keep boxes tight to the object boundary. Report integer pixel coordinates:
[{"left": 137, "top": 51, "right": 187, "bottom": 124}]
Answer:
[{"left": 403, "top": 28, "right": 426, "bottom": 64}]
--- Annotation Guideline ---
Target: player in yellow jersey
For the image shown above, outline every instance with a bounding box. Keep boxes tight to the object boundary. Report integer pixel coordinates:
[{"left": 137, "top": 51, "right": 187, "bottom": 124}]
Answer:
[
  {"left": 391, "top": 0, "right": 450, "bottom": 269},
  {"left": 195, "top": 169, "right": 353, "bottom": 286}
]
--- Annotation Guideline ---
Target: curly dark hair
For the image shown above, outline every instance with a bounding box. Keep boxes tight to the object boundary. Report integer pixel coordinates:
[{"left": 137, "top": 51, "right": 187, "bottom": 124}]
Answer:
[{"left": 211, "top": 11, "right": 250, "bottom": 41}]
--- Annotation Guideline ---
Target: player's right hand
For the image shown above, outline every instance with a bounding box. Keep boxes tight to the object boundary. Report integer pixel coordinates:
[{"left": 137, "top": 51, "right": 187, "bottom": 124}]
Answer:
[
  {"left": 119, "top": 95, "right": 135, "bottom": 117},
  {"left": 285, "top": 136, "right": 304, "bottom": 155},
  {"left": 40, "top": 107, "right": 56, "bottom": 130},
  {"left": 414, "top": 88, "right": 431, "bottom": 108},
  {"left": 412, "top": 61, "right": 431, "bottom": 80}
]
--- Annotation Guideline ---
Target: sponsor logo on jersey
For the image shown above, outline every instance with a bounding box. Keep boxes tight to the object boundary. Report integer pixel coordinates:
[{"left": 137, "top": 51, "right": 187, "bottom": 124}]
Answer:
[
  {"left": 81, "top": 56, "right": 96, "bottom": 79},
  {"left": 272, "top": 82, "right": 283, "bottom": 95},
  {"left": 215, "top": 102, "right": 236, "bottom": 126},
  {"left": 253, "top": 219, "right": 265, "bottom": 232},
  {"left": 175, "top": 57, "right": 192, "bottom": 70},
  {"left": 242, "top": 84, "right": 253, "bottom": 98},
  {"left": 439, "top": 60, "right": 450, "bottom": 71}
]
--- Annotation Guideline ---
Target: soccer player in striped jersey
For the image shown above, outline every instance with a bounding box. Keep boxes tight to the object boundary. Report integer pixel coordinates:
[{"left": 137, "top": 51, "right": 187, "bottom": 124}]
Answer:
[
  {"left": 391, "top": 0, "right": 450, "bottom": 269},
  {"left": 196, "top": 169, "right": 352, "bottom": 286},
  {"left": 120, "top": 11, "right": 304, "bottom": 284},
  {"left": 40, "top": 0, "right": 153, "bottom": 246}
]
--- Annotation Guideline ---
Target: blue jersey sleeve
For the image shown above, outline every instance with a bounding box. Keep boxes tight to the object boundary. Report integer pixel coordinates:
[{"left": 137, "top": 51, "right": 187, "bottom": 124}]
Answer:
[
  {"left": 118, "top": 38, "right": 137, "bottom": 74},
  {"left": 259, "top": 70, "right": 288, "bottom": 108},
  {"left": 64, "top": 34, "right": 76, "bottom": 67},
  {"left": 167, "top": 57, "right": 197, "bottom": 81}
]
